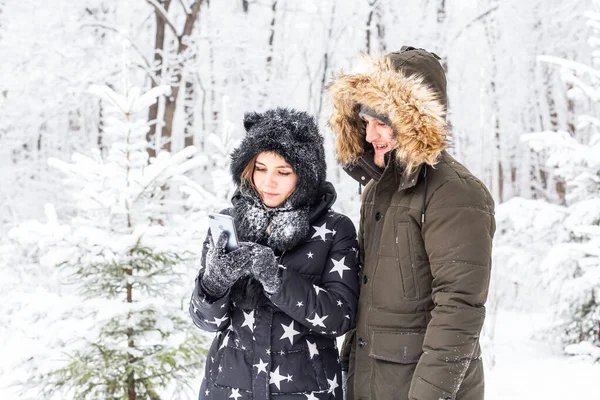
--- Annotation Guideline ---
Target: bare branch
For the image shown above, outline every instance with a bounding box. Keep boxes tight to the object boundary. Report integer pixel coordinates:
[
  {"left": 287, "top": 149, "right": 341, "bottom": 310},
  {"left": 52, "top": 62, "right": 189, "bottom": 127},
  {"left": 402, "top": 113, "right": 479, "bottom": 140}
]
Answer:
[
  {"left": 79, "top": 22, "right": 159, "bottom": 86},
  {"left": 145, "top": 0, "right": 179, "bottom": 37},
  {"left": 450, "top": 5, "right": 499, "bottom": 42},
  {"left": 178, "top": 0, "right": 192, "bottom": 14}
]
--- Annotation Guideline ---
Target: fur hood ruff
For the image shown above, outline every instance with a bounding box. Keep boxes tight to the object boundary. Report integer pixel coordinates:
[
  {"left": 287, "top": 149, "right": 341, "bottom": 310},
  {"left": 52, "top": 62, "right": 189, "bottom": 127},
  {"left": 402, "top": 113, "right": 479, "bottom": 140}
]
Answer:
[{"left": 328, "top": 54, "right": 449, "bottom": 175}]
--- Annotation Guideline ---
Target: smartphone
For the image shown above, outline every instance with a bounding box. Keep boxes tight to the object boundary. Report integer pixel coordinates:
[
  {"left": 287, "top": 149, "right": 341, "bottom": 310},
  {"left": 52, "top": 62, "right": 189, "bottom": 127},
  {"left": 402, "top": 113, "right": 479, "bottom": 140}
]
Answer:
[{"left": 208, "top": 213, "right": 240, "bottom": 252}]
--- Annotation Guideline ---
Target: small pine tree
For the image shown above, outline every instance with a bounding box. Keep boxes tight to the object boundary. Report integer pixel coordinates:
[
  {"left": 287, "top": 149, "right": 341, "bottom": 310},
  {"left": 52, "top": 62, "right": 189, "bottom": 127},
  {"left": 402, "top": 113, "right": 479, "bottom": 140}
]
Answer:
[
  {"left": 524, "top": 4, "right": 600, "bottom": 360},
  {"left": 11, "top": 84, "right": 209, "bottom": 398}
]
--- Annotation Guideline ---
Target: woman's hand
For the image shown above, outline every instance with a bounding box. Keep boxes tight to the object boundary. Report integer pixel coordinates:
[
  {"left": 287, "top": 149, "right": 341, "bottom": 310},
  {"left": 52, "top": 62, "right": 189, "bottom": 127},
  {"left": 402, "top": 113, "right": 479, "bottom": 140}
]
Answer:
[
  {"left": 201, "top": 232, "right": 251, "bottom": 298},
  {"left": 245, "top": 243, "right": 282, "bottom": 294}
]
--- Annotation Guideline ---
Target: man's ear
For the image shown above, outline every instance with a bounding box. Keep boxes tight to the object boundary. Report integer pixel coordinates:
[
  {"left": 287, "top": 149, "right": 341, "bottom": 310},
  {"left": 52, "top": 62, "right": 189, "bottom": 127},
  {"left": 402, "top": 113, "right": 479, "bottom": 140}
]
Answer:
[{"left": 243, "top": 112, "right": 262, "bottom": 131}]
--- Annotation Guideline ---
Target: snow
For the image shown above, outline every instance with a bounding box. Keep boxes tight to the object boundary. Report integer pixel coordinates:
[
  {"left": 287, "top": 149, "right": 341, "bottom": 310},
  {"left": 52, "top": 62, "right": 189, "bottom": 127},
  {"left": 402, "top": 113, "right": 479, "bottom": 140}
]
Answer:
[
  {"left": 1, "top": 0, "right": 599, "bottom": 398},
  {"left": 485, "top": 311, "right": 600, "bottom": 400}
]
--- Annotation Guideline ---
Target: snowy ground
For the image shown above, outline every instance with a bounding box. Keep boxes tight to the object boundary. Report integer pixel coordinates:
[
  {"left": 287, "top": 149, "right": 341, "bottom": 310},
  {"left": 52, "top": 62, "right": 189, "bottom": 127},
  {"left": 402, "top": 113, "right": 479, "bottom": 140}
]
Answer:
[{"left": 484, "top": 310, "right": 599, "bottom": 400}]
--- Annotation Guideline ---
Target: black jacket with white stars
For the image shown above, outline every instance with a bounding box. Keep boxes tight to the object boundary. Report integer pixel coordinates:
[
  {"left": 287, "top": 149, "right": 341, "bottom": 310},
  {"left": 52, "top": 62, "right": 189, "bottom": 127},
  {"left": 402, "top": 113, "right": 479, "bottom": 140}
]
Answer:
[{"left": 189, "top": 184, "right": 360, "bottom": 400}]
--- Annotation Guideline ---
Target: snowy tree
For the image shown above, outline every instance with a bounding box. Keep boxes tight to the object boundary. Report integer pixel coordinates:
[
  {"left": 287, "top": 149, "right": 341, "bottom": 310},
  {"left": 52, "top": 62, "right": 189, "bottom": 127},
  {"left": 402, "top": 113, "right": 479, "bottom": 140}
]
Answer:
[
  {"left": 9, "top": 84, "right": 209, "bottom": 399},
  {"left": 521, "top": 4, "right": 600, "bottom": 360}
]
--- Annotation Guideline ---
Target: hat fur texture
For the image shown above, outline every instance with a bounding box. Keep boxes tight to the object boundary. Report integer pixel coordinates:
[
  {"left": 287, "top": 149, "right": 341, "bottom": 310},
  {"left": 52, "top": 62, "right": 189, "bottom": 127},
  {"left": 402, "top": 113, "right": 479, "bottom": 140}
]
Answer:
[{"left": 230, "top": 108, "right": 327, "bottom": 208}]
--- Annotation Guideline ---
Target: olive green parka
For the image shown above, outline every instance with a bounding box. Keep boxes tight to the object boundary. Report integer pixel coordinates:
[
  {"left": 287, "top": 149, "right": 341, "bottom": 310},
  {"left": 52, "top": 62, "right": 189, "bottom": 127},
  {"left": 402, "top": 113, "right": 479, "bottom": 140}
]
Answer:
[{"left": 328, "top": 47, "right": 496, "bottom": 400}]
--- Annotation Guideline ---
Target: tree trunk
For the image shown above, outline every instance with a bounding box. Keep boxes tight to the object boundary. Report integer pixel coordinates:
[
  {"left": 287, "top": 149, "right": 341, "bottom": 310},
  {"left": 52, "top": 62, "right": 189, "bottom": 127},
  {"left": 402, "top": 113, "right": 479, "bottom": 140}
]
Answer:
[
  {"left": 147, "top": 0, "right": 171, "bottom": 159},
  {"left": 260, "top": 0, "right": 277, "bottom": 108},
  {"left": 484, "top": 1, "right": 504, "bottom": 202},
  {"left": 365, "top": 0, "right": 374, "bottom": 54},
  {"left": 147, "top": 0, "right": 203, "bottom": 154},
  {"left": 315, "top": 1, "right": 337, "bottom": 123},
  {"left": 183, "top": 80, "right": 196, "bottom": 149}
]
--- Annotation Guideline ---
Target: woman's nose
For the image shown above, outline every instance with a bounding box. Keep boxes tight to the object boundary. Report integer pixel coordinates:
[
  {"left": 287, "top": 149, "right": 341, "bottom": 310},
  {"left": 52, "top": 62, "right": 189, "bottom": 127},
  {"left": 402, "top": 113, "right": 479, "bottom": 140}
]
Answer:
[{"left": 263, "top": 172, "right": 277, "bottom": 187}]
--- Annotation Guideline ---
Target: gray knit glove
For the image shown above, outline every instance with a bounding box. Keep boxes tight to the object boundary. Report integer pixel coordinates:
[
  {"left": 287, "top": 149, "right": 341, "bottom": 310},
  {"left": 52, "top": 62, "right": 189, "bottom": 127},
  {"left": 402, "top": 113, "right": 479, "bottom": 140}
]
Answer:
[
  {"left": 246, "top": 243, "right": 282, "bottom": 294},
  {"left": 201, "top": 232, "right": 251, "bottom": 298}
]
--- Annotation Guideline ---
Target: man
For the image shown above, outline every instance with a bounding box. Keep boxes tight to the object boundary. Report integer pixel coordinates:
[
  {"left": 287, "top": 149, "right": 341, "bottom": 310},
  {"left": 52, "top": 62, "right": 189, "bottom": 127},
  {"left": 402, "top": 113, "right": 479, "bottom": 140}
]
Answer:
[{"left": 328, "top": 46, "right": 495, "bottom": 400}]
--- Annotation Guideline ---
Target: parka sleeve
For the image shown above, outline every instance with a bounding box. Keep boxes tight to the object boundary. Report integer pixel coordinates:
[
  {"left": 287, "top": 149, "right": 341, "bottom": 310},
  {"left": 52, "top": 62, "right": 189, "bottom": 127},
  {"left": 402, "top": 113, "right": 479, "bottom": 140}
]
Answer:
[
  {"left": 188, "top": 231, "right": 232, "bottom": 332},
  {"left": 268, "top": 215, "right": 360, "bottom": 338},
  {"left": 409, "top": 177, "right": 495, "bottom": 400}
]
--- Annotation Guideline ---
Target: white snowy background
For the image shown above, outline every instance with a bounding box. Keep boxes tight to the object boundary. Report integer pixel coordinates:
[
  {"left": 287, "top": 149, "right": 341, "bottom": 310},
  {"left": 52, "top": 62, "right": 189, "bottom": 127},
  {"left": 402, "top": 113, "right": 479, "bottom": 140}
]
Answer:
[{"left": 1, "top": 0, "right": 599, "bottom": 399}]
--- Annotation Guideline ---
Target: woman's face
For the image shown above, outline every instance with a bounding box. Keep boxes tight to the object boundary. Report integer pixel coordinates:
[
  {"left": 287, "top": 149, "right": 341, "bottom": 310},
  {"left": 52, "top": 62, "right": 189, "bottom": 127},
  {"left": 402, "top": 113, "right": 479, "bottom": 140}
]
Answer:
[{"left": 252, "top": 152, "right": 298, "bottom": 208}]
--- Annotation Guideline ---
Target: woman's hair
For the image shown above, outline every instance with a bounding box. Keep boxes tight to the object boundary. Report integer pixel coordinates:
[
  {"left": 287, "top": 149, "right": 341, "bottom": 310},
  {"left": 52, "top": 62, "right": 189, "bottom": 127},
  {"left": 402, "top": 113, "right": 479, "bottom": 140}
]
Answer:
[{"left": 240, "top": 154, "right": 259, "bottom": 194}]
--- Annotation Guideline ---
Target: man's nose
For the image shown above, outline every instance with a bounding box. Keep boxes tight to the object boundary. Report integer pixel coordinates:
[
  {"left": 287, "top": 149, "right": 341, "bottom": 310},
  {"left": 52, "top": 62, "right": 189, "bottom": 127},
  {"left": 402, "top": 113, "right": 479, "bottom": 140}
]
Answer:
[{"left": 365, "top": 121, "right": 379, "bottom": 143}]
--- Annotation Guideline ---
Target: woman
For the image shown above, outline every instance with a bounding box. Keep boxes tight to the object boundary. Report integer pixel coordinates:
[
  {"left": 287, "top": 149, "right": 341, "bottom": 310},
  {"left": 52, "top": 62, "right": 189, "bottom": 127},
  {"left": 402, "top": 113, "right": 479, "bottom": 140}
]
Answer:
[{"left": 189, "top": 108, "right": 360, "bottom": 400}]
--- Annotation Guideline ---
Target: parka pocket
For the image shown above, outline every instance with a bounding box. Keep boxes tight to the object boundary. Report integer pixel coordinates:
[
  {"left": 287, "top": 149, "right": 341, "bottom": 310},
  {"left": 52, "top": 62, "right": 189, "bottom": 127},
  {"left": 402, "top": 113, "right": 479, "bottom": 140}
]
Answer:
[
  {"left": 368, "top": 330, "right": 424, "bottom": 364},
  {"left": 395, "top": 222, "right": 420, "bottom": 299}
]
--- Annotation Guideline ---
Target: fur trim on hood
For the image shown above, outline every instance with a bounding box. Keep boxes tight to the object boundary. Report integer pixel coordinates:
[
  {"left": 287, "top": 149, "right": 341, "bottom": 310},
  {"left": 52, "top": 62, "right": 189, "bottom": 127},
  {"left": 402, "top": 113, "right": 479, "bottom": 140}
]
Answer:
[{"left": 328, "top": 51, "right": 449, "bottom": 176}]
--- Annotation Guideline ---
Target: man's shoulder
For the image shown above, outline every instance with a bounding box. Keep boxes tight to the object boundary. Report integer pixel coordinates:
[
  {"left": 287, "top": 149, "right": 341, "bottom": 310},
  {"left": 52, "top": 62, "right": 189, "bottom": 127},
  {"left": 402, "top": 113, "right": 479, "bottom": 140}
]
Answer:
[{"left": 428, "top": 153, "right": 494, "bottom": 210}]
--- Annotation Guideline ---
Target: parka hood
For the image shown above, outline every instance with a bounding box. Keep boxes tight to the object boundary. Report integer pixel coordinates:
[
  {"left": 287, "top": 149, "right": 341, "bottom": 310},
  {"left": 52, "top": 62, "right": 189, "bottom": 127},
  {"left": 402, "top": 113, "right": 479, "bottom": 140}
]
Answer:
[{"left": 328, "top": 47, "right": 449, "bottom": 176}]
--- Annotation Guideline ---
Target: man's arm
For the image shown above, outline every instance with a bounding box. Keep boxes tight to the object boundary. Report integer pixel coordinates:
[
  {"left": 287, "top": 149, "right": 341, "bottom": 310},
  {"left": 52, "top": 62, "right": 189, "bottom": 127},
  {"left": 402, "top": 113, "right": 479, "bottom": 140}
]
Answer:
[{"left": 409, "top": 177, "right": 495, "bottom": 400}]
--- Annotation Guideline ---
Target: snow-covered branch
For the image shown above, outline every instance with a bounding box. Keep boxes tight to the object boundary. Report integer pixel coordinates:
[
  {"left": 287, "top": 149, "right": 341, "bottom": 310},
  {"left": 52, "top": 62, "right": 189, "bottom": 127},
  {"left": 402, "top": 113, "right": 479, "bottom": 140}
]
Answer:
[{"left": 145, "top": 0, "right": 180, "bottom": 37}]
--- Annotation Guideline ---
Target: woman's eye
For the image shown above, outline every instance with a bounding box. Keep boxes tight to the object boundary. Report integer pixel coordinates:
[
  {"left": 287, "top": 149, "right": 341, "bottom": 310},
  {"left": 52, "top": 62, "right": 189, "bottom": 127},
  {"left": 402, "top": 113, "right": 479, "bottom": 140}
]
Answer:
[
  {"left": 279, "top": 171, "right": 291, "bottom": 176},
  {"left": 255, "top": 167, "right": 266, "bottom": 172}
]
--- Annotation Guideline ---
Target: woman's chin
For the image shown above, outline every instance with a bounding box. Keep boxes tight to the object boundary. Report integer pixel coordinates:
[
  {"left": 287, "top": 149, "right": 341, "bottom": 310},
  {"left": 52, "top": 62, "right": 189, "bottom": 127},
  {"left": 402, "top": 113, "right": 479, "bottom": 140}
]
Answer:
[{"left": 262, "top": 198, "right": 283, "bottom": 208}]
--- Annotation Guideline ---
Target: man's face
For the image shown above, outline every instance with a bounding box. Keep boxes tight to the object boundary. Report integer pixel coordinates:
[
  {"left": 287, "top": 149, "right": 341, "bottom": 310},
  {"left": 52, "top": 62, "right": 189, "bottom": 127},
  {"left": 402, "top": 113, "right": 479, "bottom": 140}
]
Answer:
[{"left": 363, "top": 115, "right": 396, "bottom": 168}]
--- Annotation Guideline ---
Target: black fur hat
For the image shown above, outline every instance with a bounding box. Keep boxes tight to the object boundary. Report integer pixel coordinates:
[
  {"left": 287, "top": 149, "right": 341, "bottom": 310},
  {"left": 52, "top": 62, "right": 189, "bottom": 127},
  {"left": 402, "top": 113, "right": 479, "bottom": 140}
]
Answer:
[{"left": 230, "top": 108, "right": 327, "bottom": 208}]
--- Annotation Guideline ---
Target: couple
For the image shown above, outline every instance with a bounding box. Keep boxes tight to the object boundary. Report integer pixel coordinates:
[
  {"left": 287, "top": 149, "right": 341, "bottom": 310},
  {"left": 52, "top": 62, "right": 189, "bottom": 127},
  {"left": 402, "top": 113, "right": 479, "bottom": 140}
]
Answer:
[{"left": 189, "top": 46, "right": 496, "bottom": 400}]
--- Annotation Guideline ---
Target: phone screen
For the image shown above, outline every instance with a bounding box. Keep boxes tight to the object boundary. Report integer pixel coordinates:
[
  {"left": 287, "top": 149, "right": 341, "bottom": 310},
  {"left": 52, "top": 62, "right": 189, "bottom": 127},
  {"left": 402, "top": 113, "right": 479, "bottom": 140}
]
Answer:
[{"left": 208, "top": 213, "right": 240, "bottom": 252}]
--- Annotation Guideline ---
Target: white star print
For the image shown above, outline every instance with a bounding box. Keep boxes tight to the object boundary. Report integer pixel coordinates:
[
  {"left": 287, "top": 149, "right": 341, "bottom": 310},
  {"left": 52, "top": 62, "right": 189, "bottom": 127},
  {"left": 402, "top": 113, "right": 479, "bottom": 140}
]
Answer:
[
  {"left": 218, "top": 365, "right": 223, "bottom": 372},
  {"left": 279, "top": 350, "right": 285, "bottom": 356},
  {"left": 266, "top": 348, "right": 271, "bottom": 355},
  {"left": 306, "top": 312, "right": 328, "bottom": 328},
  {"left": 332, "top": 229, "right": 337, "bottom": 236},
  {"left": 205, "top": 314, "right": 228, "bottom": 326},
  {"left": 296, "top": 301, "right": 304, "bottom": 307},
  {"left": 219, "top": 332, "right": 230, "bottom": 350},
  {"left": 305, "top": 393, "right": 319, "bottom": 400},
  {"left": 280, "top": 321, "right": 300, "bottom": 345},
  {"left": 229, "top": 388, "right": 242, "bottom": 400},
  {"left": 313, "top": 284, "right": 327, "bottom": 296},
  {"left": 241, "top": 310, "right": 255, "bottom": 332},
  {"left": 306, "top": 340, "right": 319, "bottom": 359},
  {"left": 269, "top": 366, "right": 290, "bottom": 390},
  {"left": 286, "top": 374, "right": 293, "bottom": 382},
  {"left": 220, "top": 303, "right": 226, "bottom": 308},
  {"left": 307, "top": 251, "right": 314, "bottom": 258},
  {"left": 336, "top": 300, "right": 343, "bottom": 307},
  {"left": 205, "top": 389, "right": 210, "bottom": 396},
  {"left": 329, "top": 256, "right": 351, "bottom": 279},
  {"left": 253, "top": 358, "right": 268, "bottom": 375},
  {"left": 345, "top": 314, "right": 350, "bottom": 319},
  {"left": 311, "top": 222, "right": 333, "bottom": 241},
  {"left": 327, "top": 374, "right": 339, "bottom": 394}
]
